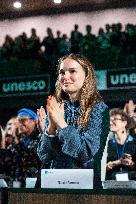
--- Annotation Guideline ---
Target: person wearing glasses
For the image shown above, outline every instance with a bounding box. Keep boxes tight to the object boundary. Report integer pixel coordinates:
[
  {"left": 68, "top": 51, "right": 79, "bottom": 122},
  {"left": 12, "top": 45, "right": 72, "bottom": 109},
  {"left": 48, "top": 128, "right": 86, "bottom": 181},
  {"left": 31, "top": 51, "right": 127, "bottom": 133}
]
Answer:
[
  {"left": 106, "top": 108, "right": 136, "bottom": 180},
  {"left": 37, "top": 54, "right": 109, "bottom": 188},
  {"left": 15, "top": 108, "right": 41, "bottom": 187}
]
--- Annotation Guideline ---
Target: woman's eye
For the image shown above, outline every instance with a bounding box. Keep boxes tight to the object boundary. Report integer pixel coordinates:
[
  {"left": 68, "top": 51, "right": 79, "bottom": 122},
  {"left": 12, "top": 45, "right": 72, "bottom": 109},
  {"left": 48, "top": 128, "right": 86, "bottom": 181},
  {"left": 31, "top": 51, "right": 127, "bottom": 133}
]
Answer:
[
  {"left": 59, "top": 71, "right": 65, "bottom": 75},
  {"left": 70, "top": 70, "right": 75, "bottom": 73}
]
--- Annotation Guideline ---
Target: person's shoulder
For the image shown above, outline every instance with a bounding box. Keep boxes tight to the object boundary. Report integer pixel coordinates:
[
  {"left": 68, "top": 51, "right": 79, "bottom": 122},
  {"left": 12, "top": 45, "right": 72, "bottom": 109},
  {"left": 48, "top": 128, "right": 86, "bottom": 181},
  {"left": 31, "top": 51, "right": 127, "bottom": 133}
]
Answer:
[
  {"left": 92, "top": 102, "right": 108, "bottom": 113},
  {"left": 90, "top": 102, "right": 109, "bottom": 124},
  {"left": 128, "top": 134, "right": 136, "bottom": 143},
  {"left": 108, "top": 132, "right": 114, "bottom": 141}
]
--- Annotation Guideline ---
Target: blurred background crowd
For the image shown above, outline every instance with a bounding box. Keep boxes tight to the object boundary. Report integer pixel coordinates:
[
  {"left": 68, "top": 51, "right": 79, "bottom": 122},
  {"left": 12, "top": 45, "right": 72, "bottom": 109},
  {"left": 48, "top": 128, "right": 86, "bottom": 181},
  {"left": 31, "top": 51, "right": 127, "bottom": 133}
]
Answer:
[{"left": 0, "top": 22, "right": 136, "bottom": 75}]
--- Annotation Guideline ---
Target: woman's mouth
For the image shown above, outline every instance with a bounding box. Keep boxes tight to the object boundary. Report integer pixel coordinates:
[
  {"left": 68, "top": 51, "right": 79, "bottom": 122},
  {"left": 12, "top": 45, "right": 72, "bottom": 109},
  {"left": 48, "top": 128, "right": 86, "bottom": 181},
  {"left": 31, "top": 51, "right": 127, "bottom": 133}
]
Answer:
[{"left": 63, "top": 83, "right": 73, "bottom": 85}]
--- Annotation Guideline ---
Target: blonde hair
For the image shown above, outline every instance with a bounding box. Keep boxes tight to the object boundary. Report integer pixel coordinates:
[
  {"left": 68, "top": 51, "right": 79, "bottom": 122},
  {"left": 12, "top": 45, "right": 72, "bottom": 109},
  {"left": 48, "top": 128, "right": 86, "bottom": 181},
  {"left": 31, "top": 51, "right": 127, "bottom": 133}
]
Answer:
[{"left": 55, "top": 54, "right": 103, "bottom": 128}]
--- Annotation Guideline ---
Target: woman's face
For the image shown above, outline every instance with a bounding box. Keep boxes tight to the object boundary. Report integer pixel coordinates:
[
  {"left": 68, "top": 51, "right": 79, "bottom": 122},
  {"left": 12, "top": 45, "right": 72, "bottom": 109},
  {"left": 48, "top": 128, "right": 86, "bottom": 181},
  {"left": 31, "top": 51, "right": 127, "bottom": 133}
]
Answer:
[
  {"left": 58, "top": 58, "right": 86, "bottom": 100},
  {"left": 110, "top": 114, "right": 127, "bottom": 133},
  {"left": 6, "top": 118, "right": 18, "bottom": 136}
]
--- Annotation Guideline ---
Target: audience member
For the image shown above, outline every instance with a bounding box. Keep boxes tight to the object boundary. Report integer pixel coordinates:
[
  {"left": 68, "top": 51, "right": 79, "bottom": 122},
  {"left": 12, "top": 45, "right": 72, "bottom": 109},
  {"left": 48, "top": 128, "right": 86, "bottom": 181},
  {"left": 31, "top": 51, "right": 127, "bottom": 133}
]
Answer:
[
  {"left": 4, "top": 117, "right": 19, "bottom": 149},
  {"left": 70, "top": 24, "right": 83, "bottom": 53},
  {"left": 0, "top": 120, "right": 19, "bottom": 185},
  {"left": 58, "top": 34, "right": 71, "bottom": 57},
  {"left": 106, "top": 108, "right": 136, "bottom": 180},
  {"left": 1, "top": 35, "right": 14, "bottom": 60},
  {"left": 27, "top": 28, "right": 41, "bottom": 58},
  {"left": 55, "top": 30, "right": 62, "bottom": 58},
  {"left": 124, "top": 99, "right": 136, "bottom": 137},
  {"left": 81, "top": 25, "right": 97, "bottom": 60},
  {"left": 16, "top": 108, "right": 41, "bottom": 187},
  {"left": 37, "top": 53, "right": 109, "bottom": 188}
]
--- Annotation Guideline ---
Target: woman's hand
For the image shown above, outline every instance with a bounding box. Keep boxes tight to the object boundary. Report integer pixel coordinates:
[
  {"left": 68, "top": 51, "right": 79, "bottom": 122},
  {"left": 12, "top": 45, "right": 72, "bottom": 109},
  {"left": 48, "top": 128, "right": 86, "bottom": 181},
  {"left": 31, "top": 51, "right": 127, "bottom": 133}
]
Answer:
[
  {"left": 124, "top": 100, "right": 136, "bottom": 116},
  {"left": 47, "top": 96, "right": 68, "bottom": 130},
  {"left": 120, "top": 154, "right": 135, "bottom": 167},
  {"left": 0, "top": 126, "right": 6, "bottom": 149},
  {"left": 37, "top": 106, "right": 46, "bottom": 134},
  {"left": 106, "top": 160, "right": 121, "bottom": 171}
]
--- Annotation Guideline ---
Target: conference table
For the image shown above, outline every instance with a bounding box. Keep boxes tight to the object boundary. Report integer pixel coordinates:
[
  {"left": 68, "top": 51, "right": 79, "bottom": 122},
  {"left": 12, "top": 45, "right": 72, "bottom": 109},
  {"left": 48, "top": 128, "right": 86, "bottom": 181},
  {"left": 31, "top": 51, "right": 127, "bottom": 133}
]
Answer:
[{"left": 1, "top": 188, "right": 136, "bottom": 204}]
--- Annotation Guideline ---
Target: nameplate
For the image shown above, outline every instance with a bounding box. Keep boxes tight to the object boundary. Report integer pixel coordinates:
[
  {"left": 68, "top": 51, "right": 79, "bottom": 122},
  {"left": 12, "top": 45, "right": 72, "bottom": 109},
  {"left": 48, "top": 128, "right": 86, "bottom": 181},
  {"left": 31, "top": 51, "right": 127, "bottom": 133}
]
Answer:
[
  {"left": 41, "top": 169, "right": 94, "bottom": 189},
  {"left": 25, "top": 178, "right": 37, "bottom": 188},
  {"left": 115, "top": 173, "right": 129, "bottom": 181},
  {"left": 0, "top": 179, "right": 8, "bottom": 188},
  {"left": 103, "top": 180, "right": 136, "bottom": 189}
]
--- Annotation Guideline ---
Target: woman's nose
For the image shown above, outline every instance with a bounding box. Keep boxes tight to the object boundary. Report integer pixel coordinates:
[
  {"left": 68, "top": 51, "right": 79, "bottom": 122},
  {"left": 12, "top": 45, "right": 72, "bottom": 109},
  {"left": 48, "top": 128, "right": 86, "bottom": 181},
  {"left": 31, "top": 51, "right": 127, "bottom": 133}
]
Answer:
[
  {"left": 63, "top": 71, "right": 70, "bottom": 79},
  {"left": 110, "top": 120, "right": 113, "bottom": 125}
]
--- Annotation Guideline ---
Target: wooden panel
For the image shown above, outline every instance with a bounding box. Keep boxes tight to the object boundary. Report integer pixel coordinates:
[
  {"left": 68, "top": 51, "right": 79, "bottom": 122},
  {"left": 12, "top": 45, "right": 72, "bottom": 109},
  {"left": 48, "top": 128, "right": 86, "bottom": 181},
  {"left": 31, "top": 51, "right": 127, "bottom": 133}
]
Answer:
[{"left": 8, "top": 192, "right": 136, "bottom": 204}]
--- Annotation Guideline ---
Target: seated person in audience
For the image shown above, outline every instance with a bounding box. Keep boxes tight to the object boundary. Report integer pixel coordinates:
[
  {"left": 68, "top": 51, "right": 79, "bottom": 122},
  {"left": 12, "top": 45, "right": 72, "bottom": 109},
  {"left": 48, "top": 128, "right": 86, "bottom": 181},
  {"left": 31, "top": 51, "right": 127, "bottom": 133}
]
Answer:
[
  {"left": 37, "top": 54, "right": 109, "bottom": 188},
  {"left": 0, "top": 122, "right": 19, "bottom": 185},
  {"left": 106, "top": 108, "right": 136, "bottom": 180},
  {"left": 16, "top": 108, "right": 41, "bottom": 186},
  {"left": 124, "top": 99, "right": 136, "bottom": 137},
  {"left": 17, "top": 108, "right": 38, "bottom": 138},
  {"left": 0, "top": 117, "right": 19, "bottom": 151},
  {"left": 4, "top": 117, "right": 19, "bottom": 149}
]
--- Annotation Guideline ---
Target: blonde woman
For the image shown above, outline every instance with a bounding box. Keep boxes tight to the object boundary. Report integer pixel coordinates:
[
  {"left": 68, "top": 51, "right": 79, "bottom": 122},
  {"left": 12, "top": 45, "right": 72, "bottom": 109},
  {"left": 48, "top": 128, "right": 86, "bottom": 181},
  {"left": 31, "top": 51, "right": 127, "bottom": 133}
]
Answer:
[{"left": 37, "top": 54, "right": 109, "bottom": 188}]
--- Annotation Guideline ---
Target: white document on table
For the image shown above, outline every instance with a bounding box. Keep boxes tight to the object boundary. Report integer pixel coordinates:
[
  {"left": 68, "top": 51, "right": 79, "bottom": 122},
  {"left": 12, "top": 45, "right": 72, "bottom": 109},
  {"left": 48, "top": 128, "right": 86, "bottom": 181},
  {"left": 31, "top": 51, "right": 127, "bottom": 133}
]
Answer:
[
  {"left": 115, "top": 173, "right": 129, "bottom": 181},
  {"left": 41, "top": 169, "right": 94, "bottom": 189}
]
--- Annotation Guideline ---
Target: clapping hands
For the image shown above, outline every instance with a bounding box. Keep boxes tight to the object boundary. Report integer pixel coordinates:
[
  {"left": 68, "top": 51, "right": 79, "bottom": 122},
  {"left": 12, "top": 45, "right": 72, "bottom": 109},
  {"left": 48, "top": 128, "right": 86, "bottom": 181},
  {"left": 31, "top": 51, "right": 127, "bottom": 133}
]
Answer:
[
  {"left": 47, "top": 96, "right": 67, "bottom": 130},
  {"left": 0, "top": 126, "right": 6, "bottom": 149},
  {"left": 37, "top": 96, "right": 68, "bottom": 135},
  {"left": 124, "top": 100, "right": 136, "bottom": 116},
  {"left": 37, "top": 106, "right": 46, "bottom": 134}
]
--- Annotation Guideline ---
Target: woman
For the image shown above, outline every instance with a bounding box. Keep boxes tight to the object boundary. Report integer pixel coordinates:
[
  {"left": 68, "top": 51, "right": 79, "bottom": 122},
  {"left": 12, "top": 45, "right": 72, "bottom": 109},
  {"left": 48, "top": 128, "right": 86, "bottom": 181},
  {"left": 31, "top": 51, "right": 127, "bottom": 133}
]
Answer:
[
  {"left": 0, "top": 117, "right": 19, "bottom": 149},
  {"left": 37, "top": 54, "right": 109, "bottom": 187},
  {"left": 0, "top": 117, "right": 20, "bottom": 186},
  {"left": 124, "top": 99, "right": 136, "bottom": 137},
  {"left": 106, "top": 108, "right": 136, "bottom": 180}
]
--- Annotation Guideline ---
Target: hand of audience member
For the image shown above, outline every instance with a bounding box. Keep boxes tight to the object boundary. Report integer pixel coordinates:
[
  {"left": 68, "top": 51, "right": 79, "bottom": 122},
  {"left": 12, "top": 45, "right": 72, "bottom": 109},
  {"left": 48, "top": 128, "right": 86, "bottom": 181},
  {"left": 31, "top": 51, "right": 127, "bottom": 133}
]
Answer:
[
  {"left": 0, "top": 126, "right": 6, "bottom": 149},
  {"left": 120, "top": 154, "right": 135, "bottom": 167},
  {"left": 124, "top": 100, "right": 136, "bottom": 117},
  {"left": 37, "top": 106, "right": 46, "bottom": 134},
  {"left": 13, "top": 120, "right": 20, "bottom": 144},
  {"left": 106, "top": 159, "right": 121, "bottom": 171}
]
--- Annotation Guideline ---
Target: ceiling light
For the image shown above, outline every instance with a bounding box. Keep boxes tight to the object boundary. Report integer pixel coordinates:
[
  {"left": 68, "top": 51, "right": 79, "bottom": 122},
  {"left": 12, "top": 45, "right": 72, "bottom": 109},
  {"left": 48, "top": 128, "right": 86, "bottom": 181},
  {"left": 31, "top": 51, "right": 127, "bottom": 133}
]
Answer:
[
  {"left": 53, "top": 0, "right": 62, "bottom": 4},
  {"left": 13, "top": 1, "right": 22, "bottom": 9}
]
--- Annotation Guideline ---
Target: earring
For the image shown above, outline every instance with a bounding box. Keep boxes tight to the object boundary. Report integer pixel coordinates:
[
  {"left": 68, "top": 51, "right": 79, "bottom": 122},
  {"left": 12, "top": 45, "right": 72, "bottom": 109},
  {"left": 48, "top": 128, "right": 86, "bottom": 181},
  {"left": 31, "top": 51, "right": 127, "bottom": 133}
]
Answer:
[{"left": 122, "top": 130, "right": 125, "bottom": 134}]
